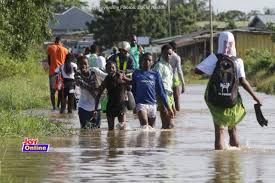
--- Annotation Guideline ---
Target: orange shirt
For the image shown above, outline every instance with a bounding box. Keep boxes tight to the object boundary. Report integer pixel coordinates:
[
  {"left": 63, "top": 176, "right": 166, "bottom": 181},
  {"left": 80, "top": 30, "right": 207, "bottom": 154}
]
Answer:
[{"left": 47, "top": 43, "right": 68, "bottom": 75}]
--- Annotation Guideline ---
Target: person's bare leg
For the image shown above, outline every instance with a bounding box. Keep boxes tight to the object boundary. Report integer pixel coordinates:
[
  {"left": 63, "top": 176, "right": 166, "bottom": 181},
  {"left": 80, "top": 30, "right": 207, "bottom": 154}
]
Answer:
[
  {"left": 160, "top": 104, "right": 170, "bottom": 129},
  {"left": 107, "top": 116, "right": 115, "bottom": 130},
  {"left": 214, "top": 123, "right": 225, "bottom": 150},
  {"left": 148, "top": 117, "right": 156, "bottom": 128},
  {"left": 137, "top": 110, "right": 148, "bottom": 126},
  {"left": 228, "top": 126, "right": 239, "bottom": 147},
  {"left": 173, "top": 86, "right": 181, "bottom": 111},
  {"left": 50, "top": 89, "right": 56, "bottom": 110},
  {"left": 118, "top": 113, "right": 126, "bottom": 129}
]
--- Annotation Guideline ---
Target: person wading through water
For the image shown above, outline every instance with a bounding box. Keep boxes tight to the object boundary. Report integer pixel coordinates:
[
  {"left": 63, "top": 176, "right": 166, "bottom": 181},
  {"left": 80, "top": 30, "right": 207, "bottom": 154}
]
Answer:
[{"left": 195, "top": 31, "right": 262, "bottom": 150}]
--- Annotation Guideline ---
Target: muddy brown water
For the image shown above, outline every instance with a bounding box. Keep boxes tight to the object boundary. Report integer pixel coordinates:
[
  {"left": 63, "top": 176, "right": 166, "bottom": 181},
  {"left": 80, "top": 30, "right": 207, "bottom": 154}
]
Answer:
[{"left": 1, "top": 84, "right": 275, "bottom": 183}]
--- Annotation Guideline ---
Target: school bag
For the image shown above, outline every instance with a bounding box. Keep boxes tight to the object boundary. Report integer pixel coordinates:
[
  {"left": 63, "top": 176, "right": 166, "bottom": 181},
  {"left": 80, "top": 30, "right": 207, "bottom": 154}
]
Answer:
[{"left": 208, "top": 54, "right": 238, "bottom": 108}]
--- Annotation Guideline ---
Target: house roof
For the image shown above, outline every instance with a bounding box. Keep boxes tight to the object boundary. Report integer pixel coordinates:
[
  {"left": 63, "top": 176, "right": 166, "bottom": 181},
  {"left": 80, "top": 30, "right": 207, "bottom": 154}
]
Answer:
[
  {"left": 249, "top": 15, "right": 275, "bottom": 27},
  {"left": 49, "top": 6, "right": 95, "bottom": 33},
  {"left": 151, "top": 28, "right": 275, "bottom": 47}
]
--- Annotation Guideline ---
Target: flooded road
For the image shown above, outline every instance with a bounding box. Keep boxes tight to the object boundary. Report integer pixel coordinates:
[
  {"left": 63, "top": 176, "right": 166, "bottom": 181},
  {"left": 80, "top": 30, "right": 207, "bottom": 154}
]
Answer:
[{"left": 1, "top": 84, "right": 275, "bottom": 182}]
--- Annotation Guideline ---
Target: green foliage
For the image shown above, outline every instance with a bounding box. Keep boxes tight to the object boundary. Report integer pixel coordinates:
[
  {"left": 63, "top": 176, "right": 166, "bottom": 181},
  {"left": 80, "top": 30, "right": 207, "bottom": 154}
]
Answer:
[
  {"left": 49, "top": 0, "right": 88, "bottom": 13},
  {"left": 216, "top": 10, "right": 247, "bottom": 21},
  {"left": 266, "top": 22, "right": 275, "bottom": 42},
  {"left": 226, "top": 20, "right": 237, "bottom": 29},
  {"left": 0, "top": 111, "right": 71, "bottom": 137},
  {"left": 183, "top": 59, "right": 208, "bottom": 84},
  {"left": 0, "top": 52, "right": 50, "bottom": 111},
  {"left": 0, "top": 1, "right": 51, "bottom": 58},
  {"left": 244, "top": 49, "right": 275, "bottom": 94},
  {"left": 88, "top": 0, "right": 207, "bottom": 47},
  {"left": 0, "top": 48, "right": 75, "bottom": 137}
]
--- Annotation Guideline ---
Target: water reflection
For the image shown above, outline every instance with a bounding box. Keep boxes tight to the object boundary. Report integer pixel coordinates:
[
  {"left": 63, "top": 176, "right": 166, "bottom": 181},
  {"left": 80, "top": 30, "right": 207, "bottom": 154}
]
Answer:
[
  {"left": 78, "top": 129, "right": 102, "bottom": 163},
  {"left": 208, "top": 151, "right": 243, "bottom": 183},
  {"left": 106, "top": 130, "right": 127, "bottom": 159},
  {"left": 158, "top": 130, "right": 174, "bottom": 148}
]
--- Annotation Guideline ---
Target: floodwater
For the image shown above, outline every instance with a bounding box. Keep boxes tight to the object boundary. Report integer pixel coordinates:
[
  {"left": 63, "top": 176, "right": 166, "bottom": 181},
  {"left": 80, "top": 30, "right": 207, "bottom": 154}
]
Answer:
[{"left": 1, "top": 84, "right": 275, "bottom": 183}]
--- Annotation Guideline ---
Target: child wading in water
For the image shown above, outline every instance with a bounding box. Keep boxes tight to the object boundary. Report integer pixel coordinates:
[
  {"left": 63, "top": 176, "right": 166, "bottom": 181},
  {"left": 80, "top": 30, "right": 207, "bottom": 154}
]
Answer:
[
  {"left": 132, "top": 52, "right": 174, "bottom": 128},
  {"left": 95, "top": 62, "right": 131, "bottom": 130},
  {"left": 153, "top": 44, "right": 176, "bottom": 129},
  {"left": 76, "top": 56, "right": 106, "bottom": 128},
  {"left": 55, "top": 53, "right": 77, "bottom": 113},
  {"left": 195, "top": 31, "right": 262, "bottom": 150}
]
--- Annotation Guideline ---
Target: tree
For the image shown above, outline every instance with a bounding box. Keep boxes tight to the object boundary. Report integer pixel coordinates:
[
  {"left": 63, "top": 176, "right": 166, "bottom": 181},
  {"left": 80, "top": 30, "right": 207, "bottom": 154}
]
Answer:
[
  {"left": 87, "top": 0, "right": 169, "bottom": 47},
  {"left": 217, "top": 10, "right": 247, "bottom": 21},
  {"left": 49, "top": 0, "right": 88, "bottom": 13},
  {"left": 87, "top": 0, "right": 204, "bottom": 47},
  {"left": 0, "top": 1, "right": 52, "bottom": 58}
]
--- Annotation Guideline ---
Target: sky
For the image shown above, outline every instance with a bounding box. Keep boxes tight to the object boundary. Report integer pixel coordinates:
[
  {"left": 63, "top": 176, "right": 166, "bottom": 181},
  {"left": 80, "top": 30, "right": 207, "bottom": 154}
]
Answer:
[{"left": 86, "top": 0, "right": 275, "bottom": 13}]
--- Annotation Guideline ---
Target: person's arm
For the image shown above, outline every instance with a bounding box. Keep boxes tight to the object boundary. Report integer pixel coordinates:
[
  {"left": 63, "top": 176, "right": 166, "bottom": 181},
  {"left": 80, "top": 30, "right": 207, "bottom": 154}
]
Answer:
[
  {"left": 94, "top": 79, "right": 106, "bottom": 111},
  {"left": 156, "top": 73, "right": 174, "bottom": 117},
  {"left": 176, "top": 55, "right": 185, "bottom": 93},
  {"left": 131, "top": 72, "right": 136, "bottom": 98},
  {"left": 239, "top": 77, "right": 262, "bottom": 105},
  {"left": 90, "top": 67, "right": 107, "bottom": 81},
  {"left": 122, "top": 75, "right": 132, "bottom": 85},
  {"left": 127, "top": 56, "right": 134, "bottom": 70}
]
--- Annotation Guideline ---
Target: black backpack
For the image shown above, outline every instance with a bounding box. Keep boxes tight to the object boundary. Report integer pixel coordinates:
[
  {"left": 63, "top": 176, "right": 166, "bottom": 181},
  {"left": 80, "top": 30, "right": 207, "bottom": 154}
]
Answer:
[{"left": 208, "top": 54, "right": 239, "bottom": 108}]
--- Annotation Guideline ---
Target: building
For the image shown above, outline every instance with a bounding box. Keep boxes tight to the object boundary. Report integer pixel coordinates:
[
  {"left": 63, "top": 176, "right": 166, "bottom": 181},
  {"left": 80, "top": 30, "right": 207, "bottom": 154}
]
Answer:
[
  {"left": 248, "top": 15, "right": 275, "bottom": 30},
  {"left": 49, "top": 6, "right": 95, "bottom": 36},
  {"left": 151, "top": 29, "right": 275, "bottom": 64}
]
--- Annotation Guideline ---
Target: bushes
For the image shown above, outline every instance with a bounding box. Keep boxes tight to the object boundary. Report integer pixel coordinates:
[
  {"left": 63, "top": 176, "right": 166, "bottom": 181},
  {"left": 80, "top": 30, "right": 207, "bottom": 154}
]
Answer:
[
  {"left": 183, "top": 59, "right": 208, "bottom": 84},
  {"left": 0, "top": 49, "right": 74, "bottom": 137},
  {"left": 244, "top": 49, "right": 275, "bottom": 94}
]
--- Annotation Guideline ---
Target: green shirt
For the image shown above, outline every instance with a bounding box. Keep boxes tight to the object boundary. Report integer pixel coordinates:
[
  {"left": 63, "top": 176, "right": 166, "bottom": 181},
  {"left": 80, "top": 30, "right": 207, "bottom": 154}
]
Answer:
[
  {"left": 88, "top": 54, "right": 98, "bottom": 68},
  {"left": 130, "top": 44, "right": 143, "bottom": 69},
  {"left": 153, "top": 58, "right": 173, "bottom": 94}
]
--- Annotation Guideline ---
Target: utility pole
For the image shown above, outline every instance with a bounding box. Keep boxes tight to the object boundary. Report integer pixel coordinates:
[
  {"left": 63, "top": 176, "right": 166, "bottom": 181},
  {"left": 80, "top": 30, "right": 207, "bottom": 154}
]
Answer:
[
  {"left": 209, "top": 0, "right": 213, "bottom": 53},
  {"left": 168, "top": 0, "right": 171, "bottom": 37}
]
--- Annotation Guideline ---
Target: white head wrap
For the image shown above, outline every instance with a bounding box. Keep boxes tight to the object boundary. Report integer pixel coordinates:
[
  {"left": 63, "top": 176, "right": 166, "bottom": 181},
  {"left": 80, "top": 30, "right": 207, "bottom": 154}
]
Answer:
[{"left": 217, "top": 32, "right": 236, "bottom": 57}]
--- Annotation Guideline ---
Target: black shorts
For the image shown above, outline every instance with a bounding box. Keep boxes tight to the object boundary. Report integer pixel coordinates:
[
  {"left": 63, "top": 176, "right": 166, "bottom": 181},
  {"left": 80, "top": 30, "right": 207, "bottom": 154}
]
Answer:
[{"left": 106, "top": 103, "right": 126, "bottom": 118}]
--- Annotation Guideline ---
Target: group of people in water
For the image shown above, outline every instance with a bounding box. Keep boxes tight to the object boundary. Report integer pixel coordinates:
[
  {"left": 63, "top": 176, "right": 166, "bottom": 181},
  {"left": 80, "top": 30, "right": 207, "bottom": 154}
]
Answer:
[{"left": 47, "top": 32, "right": 262, "bottom": 150}]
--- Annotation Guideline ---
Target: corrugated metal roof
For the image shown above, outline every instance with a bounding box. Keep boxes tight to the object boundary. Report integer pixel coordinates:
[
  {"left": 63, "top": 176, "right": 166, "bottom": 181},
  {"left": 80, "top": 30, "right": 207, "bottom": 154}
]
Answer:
[
  {"left": 256, "top": 15, "right": 275, "bottom": 24},
  {"left": 49, "top": 6, "right": 95, "bottom": 32},
  {"left": 249, "top": 15, "right": 275, "bottom": 27},
  {"left": 151, "top": 28, "right": 275, "bottom": 47}
]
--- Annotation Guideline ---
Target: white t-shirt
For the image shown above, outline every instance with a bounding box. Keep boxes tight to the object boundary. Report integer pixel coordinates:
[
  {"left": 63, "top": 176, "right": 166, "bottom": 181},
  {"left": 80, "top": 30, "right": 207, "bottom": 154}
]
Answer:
[
  {"left": 196, "top": 54, "right": 246, "bottom": 79},
  {"left": 55, "top": 63, "right": 78, "bottom": 79},
  {"left": 97, "top": 56, "right": 106, "bottom": 71},
  {"left": 78, "top": 68, "right": 107, "bottom": 111}
]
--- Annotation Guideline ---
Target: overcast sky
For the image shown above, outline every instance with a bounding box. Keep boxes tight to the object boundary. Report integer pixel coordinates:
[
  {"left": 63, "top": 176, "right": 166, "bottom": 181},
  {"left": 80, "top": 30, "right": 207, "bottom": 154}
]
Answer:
[{"left": 86, "top": 0, "right": 275, "bottom": 13}]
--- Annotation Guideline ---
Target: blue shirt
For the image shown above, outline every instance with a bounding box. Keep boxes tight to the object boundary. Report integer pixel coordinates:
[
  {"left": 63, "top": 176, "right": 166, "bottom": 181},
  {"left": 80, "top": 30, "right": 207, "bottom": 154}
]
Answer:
[{"left": 132, "top": 70, "right": 169, "bottom": 108}]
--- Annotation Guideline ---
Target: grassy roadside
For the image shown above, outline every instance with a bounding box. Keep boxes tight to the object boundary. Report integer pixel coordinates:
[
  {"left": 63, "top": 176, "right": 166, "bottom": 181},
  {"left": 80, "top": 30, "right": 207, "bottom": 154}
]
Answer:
[
  {"left": 243, "top": 49, "right": 275, "bottom": 94},
  {"left": 0, "top": 49, "right": 72, "bottom": 137}
]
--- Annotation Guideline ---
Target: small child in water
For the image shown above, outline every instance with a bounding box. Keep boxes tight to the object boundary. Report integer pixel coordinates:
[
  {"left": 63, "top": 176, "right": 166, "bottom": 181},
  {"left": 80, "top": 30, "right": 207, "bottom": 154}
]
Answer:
[
  {"left": 132, "top": 52, "right": 174, "bottom": 128},
  {"left": 95, "top": 62, "right": 131, "bottom": 130}
]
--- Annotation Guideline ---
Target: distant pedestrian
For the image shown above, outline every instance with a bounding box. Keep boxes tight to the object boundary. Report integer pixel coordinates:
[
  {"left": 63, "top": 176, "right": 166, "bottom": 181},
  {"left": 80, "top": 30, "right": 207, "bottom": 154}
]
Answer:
[
  {"left": 195, "top": 31, "right": 262, "bottom": 150},
  {"left": 107, "top": 41, "right": 134, "bottom": 72},
  {"left": 54, "top": 53, "right": 77, "bottom": 113},
  {"left": 169, "top": 41, "right": 185, "bottom": 111},
  {"left": 88, "top": 44, "right": 99, "bottom": 68},
  {"left": 130, "top": 35, "right": 144, "bottom": 70},
  {"left": 47, "top": 36, "right": 68, "bottom": 110}
]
